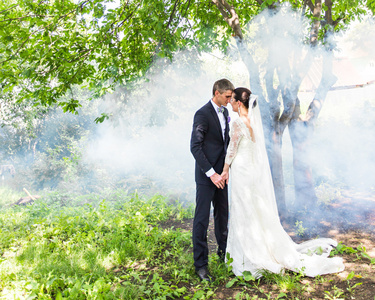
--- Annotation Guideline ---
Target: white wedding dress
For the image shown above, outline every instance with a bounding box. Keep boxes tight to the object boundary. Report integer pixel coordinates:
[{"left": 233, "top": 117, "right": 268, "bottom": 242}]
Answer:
[{"left": 225, "top": 96, "right": 345, "bottom": 278}]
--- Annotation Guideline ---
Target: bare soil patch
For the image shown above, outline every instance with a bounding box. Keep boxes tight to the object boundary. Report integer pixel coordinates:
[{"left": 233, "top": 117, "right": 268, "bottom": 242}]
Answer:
[{"left": 163, "top": 189, "right": 375, "bottom": 299}]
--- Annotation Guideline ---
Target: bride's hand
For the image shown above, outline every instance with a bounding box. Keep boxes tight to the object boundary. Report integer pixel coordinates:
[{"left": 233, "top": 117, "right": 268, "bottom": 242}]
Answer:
[
  {"left": 221, "top": 164, "right": 230, "bottom": 185},
  {"left": 221, "top": 171, "right": 229, "bottom": 185}
]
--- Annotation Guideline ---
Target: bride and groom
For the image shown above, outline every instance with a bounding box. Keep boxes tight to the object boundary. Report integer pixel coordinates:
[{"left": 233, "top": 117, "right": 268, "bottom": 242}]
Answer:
[{"left": 190, "top": 78, "right": 345, "bottom": 282}]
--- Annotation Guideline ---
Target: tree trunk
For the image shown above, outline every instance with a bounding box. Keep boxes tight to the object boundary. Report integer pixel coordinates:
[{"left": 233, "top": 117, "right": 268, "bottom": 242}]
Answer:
[
  {"left": 267, "top": 126, "right": 287, "bottom": 214},
  {"left": 214, "top": 0, "right": 335, "bottom": 215},
  {"left": 289, "top": 47, "right": 337, "bottom": 209},
  {"left": 287, "top": 0, "right": 337, "bottom": 210},
  {"left": 264, "top": 64, "right": 287, "bottom": 214},
  {"left": 288, "top": 98, "right": 318, "bottom": 210}
]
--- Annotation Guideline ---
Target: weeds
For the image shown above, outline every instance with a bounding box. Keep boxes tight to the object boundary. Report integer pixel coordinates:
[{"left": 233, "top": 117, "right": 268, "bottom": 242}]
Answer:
[
  {"left": 315, "top": 182, "right": 342, "bottom": 206},
  {"left": 0, "top": 188, "right": 374, "bottom": 299},
  {"left": 345, "top": 271, "right": 363, "bottom": 296},
  {"left": 0, "top": 189, "right": 195, "bottom": 299},
  {"left": 324, "top": 285, "right": 345, "bottom": 299},
  {"left": 294, "top": 221, "right": 307, "bottom": 237},
  {"left": 331, "top": 242, "right": 375, "bottom": 265}
]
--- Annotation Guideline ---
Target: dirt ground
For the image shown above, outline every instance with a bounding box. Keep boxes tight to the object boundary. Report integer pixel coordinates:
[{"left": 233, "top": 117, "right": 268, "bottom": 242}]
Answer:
[{"left": 169, "top": 188, "right": 375, "bottom": 299}]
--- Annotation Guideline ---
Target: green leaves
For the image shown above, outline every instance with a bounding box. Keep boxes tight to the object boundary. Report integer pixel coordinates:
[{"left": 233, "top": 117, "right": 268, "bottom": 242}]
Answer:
[
  {"left": 0, "top": 0, "right": 372, "bottom": 114},
  {"left": 367, "top": 0, "right": 375, "bottom": 12},
  {"left": 226, "top": 277, "right": 238, "bottom": 288},
  {"left": 0, "top": 191, "right": 195, "bottom": 299},
  {"left": 225, "top": 269, "right": 256, "bottom": 288},
  {"left": 0, "top": 0, "right": 252, "bottom": 111},
  {"left": 261, "top": 0, "right": 277, "bottom": 9},
  {"left": 347, "top": 271, "right": 356, "bottom": 281},
  {"left": 59, "top": 99, "right": 83, "bottom": 114},
  {"left": 243, "top": 271, "right": 256, "bottom": 281},
  {"left": 361, "top": 252, "right": 375, "bottom": 265},
  {"left": 94, "top": 112, "right": 110, "bottom": 124}
]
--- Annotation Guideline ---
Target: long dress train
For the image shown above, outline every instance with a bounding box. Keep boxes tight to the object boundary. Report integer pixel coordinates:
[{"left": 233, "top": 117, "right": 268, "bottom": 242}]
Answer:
[{"left": 225, "top": 96, "right": 345, "bottom": 278}]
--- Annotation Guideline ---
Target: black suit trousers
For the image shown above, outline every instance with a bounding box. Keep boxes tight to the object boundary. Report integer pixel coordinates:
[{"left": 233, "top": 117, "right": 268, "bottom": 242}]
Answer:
[{"left": 193, "top": 183, "right": 228, "bottom": 270}]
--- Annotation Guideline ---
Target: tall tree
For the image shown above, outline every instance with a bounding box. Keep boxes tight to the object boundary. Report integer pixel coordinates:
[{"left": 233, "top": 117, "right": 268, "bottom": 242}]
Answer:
[
  {"left": 212, "top": 0, "right": 373, "bottom": 213},
  {"left": 1, "top": 0, "right": 373, "bottom": 210}
]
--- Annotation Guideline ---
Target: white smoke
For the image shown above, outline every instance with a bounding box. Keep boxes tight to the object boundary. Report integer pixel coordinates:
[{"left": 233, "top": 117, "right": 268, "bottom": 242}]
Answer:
[
  {"left": 85, "top": 51, "right": 248, "bottom": 197},
  {"left": 84, "top": 7, "right": 375, "bottom": 203}
]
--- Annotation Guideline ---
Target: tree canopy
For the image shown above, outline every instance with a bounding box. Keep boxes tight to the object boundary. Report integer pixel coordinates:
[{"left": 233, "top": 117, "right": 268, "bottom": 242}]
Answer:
[
  {"left": 0, "top": 0, "right": 374, "bottom": 114},
  {"left": 1, "top": 0, "right": 375, "bottom": 211},
  {"left": 0, "top": 0, "right": 241, "bottom": 113}
]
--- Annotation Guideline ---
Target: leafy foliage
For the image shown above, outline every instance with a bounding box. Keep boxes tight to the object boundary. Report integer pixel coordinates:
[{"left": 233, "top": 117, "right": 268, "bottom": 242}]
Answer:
[
  {"left": 1, "top": 188, "right": 374, "bottom": 299},
  {"left": 0, "top": 0, "right": 264, "bottom": 111},
  {"left": 0, "top": 190, "right": 194, "bottom": 299},
  {"left": 0, "top": 87, "right": 99, "bottom": 191},
  {"left": 330, "top": 242, "right": 375, "bottom": 264},
  {"left": 0, "top": 0, "right": 224, "bottom": 111}
]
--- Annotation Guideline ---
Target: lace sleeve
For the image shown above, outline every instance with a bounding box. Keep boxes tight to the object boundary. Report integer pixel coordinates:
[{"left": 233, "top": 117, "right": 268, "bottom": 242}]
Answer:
[{"left": 225, "top": 119, "right": 244, "bottom": 166}]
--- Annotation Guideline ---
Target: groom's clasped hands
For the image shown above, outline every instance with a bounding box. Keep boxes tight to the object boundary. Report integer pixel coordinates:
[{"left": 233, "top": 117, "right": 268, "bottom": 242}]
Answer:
[{"left": 210, "top": 171, "right": 229, "bottom": 189}]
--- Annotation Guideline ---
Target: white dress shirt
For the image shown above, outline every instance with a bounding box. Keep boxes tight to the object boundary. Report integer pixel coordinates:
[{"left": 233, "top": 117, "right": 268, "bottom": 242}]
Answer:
[{"left": 205, "top": 100, "right": 226, "bottom": 178}]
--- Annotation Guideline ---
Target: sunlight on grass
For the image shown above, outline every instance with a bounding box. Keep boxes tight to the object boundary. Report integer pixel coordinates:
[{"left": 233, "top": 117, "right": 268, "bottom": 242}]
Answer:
[
  {"left": 0, "top": 187, "right": 369, "bottom": 299},
  {"left": 0, "top": 189, "right": 194, "bottom": 299},
  {"left": 0, "top": 187, "right": 24, "bottom": 207}
]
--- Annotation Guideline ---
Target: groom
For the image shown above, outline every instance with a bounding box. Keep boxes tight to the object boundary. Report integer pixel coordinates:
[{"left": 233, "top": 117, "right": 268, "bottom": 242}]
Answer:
[{"left": 190, "top": 78, "right": 234, "bottom": 281}]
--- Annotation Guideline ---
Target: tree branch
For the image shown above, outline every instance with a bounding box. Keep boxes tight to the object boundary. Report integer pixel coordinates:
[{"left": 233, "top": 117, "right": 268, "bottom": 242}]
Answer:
[
  {"left": 304, "top": 51, "right": 336, "bottom": 124},
  {"left": 309, "top": 0, "right": 322, "bottom": 47},
  {"left": 265, "top": 67, "right": 281, "bottom": 124},
  {"left": 324, "top": 0, "right": 333, "bottom": 26},
  {"left": 165, "top": 0, "right": 181, "bottom": 30},
  {"left": 153, "top": 0, "right": 182, "bottom": 55},
  {"left": 0, "top": 4, "right": 84, "bottom": 64},
  {"left": 0, "top": 13, "right": 60, "bottom": 22},
  {"left": 0, "top": 4, "right": 19, "bottom": 14},
  {"left": 182, "top": 0, "right": 191, "bottom": 18},
  {"left": 305, "top": 0, "right": 314, "bottom": 12},
  {"left": 212, "top": 0, "right": 243, "bottom": 39},
  {"left": 301, "top": 0, "right": 336, "bottom": 125},
  {"left": 116, "top": 2, "right": 140, "bottom": 31}
]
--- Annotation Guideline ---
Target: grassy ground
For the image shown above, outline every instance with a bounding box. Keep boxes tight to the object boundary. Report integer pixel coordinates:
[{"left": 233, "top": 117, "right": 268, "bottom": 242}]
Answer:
[{"left": 0, "top": 188, "right": 374, "bottom": 299}]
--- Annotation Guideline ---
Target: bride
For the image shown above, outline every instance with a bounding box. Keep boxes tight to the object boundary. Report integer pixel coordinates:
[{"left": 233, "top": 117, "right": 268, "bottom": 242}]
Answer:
[{"left": 221, "top": 87, "right": 345, "bottom": 278}]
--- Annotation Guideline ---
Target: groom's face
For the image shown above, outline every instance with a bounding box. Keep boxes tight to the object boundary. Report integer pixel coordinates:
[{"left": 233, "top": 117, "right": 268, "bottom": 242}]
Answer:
[{"left": 217, "top": 90, "right": 233, "bottom": 107}]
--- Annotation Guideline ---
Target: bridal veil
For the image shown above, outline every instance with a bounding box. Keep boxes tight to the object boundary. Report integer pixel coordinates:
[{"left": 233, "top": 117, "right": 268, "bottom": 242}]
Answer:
[{"left": 225, "top": 95, "right": 345, "bottom": 278}]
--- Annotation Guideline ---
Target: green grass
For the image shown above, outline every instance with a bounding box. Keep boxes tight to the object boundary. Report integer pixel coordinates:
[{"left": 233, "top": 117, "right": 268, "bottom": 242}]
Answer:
[
  {"left": 0, "top": 189, "right": 196, "bottom": 299},
  {"left": 0, "top": 187, "right": 372, "bottom": 299},
  {"left": 0, "top": 186, "right": 24, "bottom": 207}
]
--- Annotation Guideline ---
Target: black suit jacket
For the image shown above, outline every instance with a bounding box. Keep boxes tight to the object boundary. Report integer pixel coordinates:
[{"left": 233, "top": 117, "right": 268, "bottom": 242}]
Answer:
[{"left": 190, "top": 101, "right": 230, "bottom": 185}]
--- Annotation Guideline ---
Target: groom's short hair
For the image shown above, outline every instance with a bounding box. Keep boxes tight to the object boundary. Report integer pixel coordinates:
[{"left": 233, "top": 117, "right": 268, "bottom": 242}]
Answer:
[{"left": 213, "top": 79, "right": 235, "bottom": 96}]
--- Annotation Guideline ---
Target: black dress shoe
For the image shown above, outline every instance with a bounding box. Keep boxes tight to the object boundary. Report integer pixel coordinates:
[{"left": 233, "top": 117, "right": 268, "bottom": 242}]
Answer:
[{"left": 195, "top": 267, "right": 213, "bottom": 282}]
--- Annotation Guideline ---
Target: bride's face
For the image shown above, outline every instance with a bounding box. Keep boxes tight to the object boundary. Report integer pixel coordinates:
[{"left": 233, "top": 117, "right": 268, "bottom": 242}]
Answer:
[{"left": 230, "top": 97, "right": 239, "bottom": 113}]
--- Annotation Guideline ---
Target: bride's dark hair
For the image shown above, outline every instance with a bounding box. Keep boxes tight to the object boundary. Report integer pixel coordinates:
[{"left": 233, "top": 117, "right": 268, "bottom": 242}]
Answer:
[{"left": 233, "top": 87, "right": 256, "bottom": 109}]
